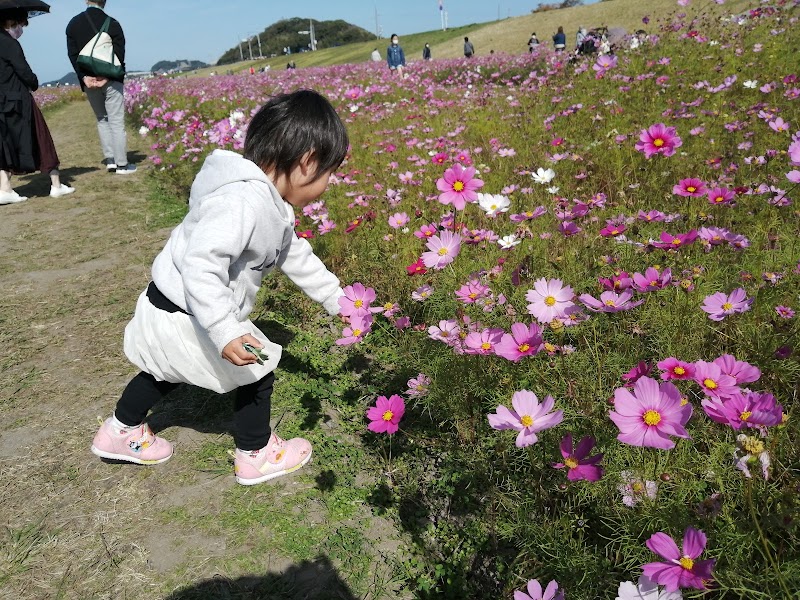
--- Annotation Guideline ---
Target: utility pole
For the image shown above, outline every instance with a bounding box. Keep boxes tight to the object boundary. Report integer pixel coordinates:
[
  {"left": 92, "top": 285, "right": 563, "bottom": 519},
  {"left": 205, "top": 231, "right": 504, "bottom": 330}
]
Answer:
[
  {"left": 257, "top": 33, "right": 263, "bottom": 59},
  {"left": 247, "top": 37, "right": 253, "bottom": 60},
  {"left": 238, "top": 37, "right": 243, "bottom": 61},
  {"left": 310, "top": 19, "right": 316, "bottom": 51},
  {"left": 374, "top": 5, "right": 380, "bottom": 39}
]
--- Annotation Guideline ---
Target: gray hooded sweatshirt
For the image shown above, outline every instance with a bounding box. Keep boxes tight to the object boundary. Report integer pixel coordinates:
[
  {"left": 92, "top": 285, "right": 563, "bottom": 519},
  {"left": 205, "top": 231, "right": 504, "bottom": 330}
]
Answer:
[{"left": 151, "top": 149, "right": 343, "bottom": 353}]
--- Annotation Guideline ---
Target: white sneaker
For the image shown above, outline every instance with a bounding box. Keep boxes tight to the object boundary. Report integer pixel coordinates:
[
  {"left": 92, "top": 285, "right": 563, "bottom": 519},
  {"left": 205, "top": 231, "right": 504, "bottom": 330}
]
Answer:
[
  {"left": 0, "top": 190, "right": 28, "bottom": 205},
  {"left": 50, "top": 184, "right": 75, "bottom": 198},
  {"left": 104, "top": 159, "right": 117, "bottom": 173},
  {"left": 115, "top": 164, "right": 137, "bottom": 175}
]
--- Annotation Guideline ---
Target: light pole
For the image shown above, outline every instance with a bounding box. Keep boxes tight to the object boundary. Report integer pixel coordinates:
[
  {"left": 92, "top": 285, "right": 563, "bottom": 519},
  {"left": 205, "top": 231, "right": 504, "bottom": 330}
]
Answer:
[
  {"left": 244, "top": 37, "right": 253, "bottom": 60},
  {"left": 298, "top": 19, "right": 316, "bottom": 51},
  {"left": 256, "top": 33, "right": 263, "bottom": 59},
  {"left": 238, "top": 37, "right": 243, "bottom": 61}
]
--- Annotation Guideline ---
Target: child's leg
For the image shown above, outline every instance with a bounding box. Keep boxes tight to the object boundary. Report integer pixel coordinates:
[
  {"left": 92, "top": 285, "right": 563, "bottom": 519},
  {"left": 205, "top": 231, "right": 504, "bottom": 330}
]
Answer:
[
  {"left": 232, "top": 372, "right": 312, "bottom": 485},
  {"left": 115, "top": 371, "right": 180, "bottom": 426},
  {"left": 233, "top": 372, "right": 274, "bottom": 451},
  {"left": 90, "top": 371, "right": 177, "bottom": 465}
]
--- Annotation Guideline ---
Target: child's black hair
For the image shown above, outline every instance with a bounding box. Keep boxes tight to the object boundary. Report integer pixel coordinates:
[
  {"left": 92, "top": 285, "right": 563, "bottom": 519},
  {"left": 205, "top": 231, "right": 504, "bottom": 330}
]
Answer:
[{"left": 244, "top": 89, "right": 349, "bottom": 182}]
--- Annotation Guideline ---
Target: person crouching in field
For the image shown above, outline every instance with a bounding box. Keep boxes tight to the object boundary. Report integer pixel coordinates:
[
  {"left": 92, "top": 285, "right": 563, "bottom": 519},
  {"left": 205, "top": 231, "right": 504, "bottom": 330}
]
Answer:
[{"left": 90, "top": 90, "right": 348, "bottom": 486}]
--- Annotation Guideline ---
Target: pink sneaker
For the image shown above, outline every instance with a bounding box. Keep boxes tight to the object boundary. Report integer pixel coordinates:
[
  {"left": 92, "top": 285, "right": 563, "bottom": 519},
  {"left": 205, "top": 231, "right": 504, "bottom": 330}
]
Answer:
[
  {"left": 91, "top": 418, "right": 173, "bottom": 465},
  {"left": 234, "top": 433, "right": 312, "bottom": 485}
]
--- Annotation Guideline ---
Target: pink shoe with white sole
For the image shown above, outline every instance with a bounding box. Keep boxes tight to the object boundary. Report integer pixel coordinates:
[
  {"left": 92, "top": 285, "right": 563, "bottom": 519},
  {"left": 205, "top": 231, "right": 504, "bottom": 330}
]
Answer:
[
  {"left": 234, "top": 433, "right": 312, "bottom": 485},
  {"left": 91, "top": 418, "right": 173, "bottom": 465}
]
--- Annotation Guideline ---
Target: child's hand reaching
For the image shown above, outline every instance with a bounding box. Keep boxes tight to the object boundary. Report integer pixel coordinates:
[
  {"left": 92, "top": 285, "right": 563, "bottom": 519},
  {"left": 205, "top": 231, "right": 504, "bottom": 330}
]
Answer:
[{"left": 222, "top": 334, "right": 265, "bottom": 366}]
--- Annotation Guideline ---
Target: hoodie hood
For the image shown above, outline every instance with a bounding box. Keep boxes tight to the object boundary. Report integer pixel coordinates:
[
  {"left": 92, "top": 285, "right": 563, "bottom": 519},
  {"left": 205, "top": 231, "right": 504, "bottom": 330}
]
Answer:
[{"left": 189, "top": 149, "right": 289, "bottom": 220}]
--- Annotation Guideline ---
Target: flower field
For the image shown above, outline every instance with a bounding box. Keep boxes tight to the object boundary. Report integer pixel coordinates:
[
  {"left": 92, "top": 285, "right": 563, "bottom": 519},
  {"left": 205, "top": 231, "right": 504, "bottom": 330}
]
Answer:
[{"left": 129, "top": 2, "right": 798, "bottom": 597}]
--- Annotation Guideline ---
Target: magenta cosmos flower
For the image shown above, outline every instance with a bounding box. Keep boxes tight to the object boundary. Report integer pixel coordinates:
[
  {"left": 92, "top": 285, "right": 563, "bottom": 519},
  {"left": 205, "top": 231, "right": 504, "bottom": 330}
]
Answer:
[
  {"left": 642, "top": 528, "right": 716, "bottom": 591},
  {"left": 672, "top": 178, "right": 707, "bottom": 197},
  {"left": 525, "top": 278, "right": 576, "bottom": 324},
  {"left": 632, "top": 267, "right": 672, "bottom": 292},
  {"left": 579, "top": 290, "right": 644, "bottom": 313},
  {"left": 692, "top": 360, "right": 740, "bottom": 399},
  {"left": 338, "top": 283, "right": 376, "bottom": 318},
  {"left": 514, "top": 579, "right": 564, "bottom": 600},
  {"left": 494, "top": 322, "right": 543, "bottom": 362},
  {"left": 712, "top": 354, "right": 760, "bottom": 385},
  {"left": 487, "top": 390, "right": 564, "bottom": 448},
  {"left": 366, "top": 394, "right": 405, "bottom": 434},
  {"left": 436, "top": 163, "right": 484, "bottom": 210},
  {"left": 609, "top": 376, "right": 692, "bottom": 449},
  {"left": 335, "top": 314, "right": 372, "bottom": 346},
  {"left": 421, "top": 231, "right": 462, "bottom": 270},
  {"left": 701, "top": 390, "right": 783, "bottom": 430},
  {"left": 552, "top": 434, "right": 604, "bottom": 482},
  {"left": 657, "top": 357, "right": 695, "bottom": 381},
  {"left": 635, "top": 123, "right": 683, "bottom": 158},
  {"left": 701, "top": 288, "right": 752, "bottom": 321},
  {"left": 653, "top": 230, "right": 698, "bottom": 250}
]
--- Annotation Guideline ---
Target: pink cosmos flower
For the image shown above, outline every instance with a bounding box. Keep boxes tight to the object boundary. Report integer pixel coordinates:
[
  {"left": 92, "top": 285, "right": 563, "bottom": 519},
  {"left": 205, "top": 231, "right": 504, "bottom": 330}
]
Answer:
[
  {"left": 526, "top": 278, "right": 576, "bottom": 324},
  {"left": 366, "top": 394, "right": 405, "bottom": 434},
  {"left": 775, "top": 305, "right": 795, "bottom": 318},
  {"left": 599, "top": 272, "right": 633, "bottom": 291},
  {"left": 487, "top": 390, "right": 564, "bottom": 448},
  {"left": 632, "top": 267, "right": 672, "bottom": 292},
  {"left": 600, "top": 223, "right": 627, "bottom": 237},
  {"left": 510, "top": 206, "right": 547, "bottom": 221},
  {"left": 514, "top": 579, "right": 564, "bottom": 600},
  {"left": 338, "top": 283, "right": 376, "bottom": 318},
  {"left": 635, "top": 123, "right": 683, "bottom": 158},
  {"left": 653, "top": 230, "right": 698, "bottom": 250},
  {"left": 552, "top": 434, "right": 604, "bottom": 482},
  {"left": 406, "top": 258, "right": 428, "bottom": 276},
  {"left": 701, "top": 390, "right": 783, "bottom": 430},
  {"left": 421, "top": 231, "right": 462, "bottom": 270},
  {"left": 701, "top": 288, "right": 752, "bottom": 321},
  {"left": 642, "top": 528, "right": 716, "bottom": 591},
  {"left": 609, "top": 376, "right": 692, "bottom": 449},
  {"left": 672, "top": 178, "right": 707, "bottom": 197},
  {"left": 455, "top": 281, "right": 490, "bottom": 304},
  {"left": 463, "top": 327, "right": 504, "bottom": 355},
  {"left": 712, "top": 354, "right": 760, "bottom": 385},
  {"left": 579, "top": 290, "right": 645, "bottom": 313},
  {"left": 638, "top": 210, "right": 666, "bottom": 222},
  {"left": 436, "top": 163, "right": 484, "bottom": 210},
  {"left": 769, "top": 117, "right": 790, "bottom": 132},
  {"left": 405, "top": 373, "right": 431, "bottom": 398},
  {"left": 335, "top": 314, "right": 373, "bottom": 346},
  {"left": 494, "top": 322, "right": 543, "bottom": 362},
  {"left": 411, "top": 284, "right": 434, "bottom": 302},
  {"left": 657, "top": 357, "right": 695, "bottom": 381},
  {"left": 692, "top": 360, "right": 740, "bottom": 399},
  {"left": 592, "top": 54, "right": 618, "bottom": 77},
  {"left": 428, "top": 319, "right": 461, "bottom": 346},
  {"left": 388, "top": 212, "right": 410, "bottom": 229},
  {"left": 622, "top": 361, "right": 652, "bottom": 387},
  {"left": 707, "top": 186, "right": 735, "bottom": 205}
]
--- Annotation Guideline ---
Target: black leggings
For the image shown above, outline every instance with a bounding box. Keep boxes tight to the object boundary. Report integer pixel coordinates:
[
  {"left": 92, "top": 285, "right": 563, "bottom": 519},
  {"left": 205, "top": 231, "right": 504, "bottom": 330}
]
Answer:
[{"left": 114, "top": 371, "right": 275, "bottom": 451}]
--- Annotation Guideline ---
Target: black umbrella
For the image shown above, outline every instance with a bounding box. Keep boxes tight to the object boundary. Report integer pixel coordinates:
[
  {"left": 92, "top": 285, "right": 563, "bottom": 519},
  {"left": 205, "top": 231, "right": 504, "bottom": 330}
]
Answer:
[{"left": 0, "top": 0, "right": 50, "bottom": 18}]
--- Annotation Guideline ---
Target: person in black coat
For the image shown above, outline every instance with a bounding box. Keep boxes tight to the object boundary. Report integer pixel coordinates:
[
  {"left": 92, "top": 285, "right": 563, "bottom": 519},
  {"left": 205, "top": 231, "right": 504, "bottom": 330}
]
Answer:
[
  {"left": 0, "top": 9, "right": 74, "bottom": 204},
  {"left": 66, "top": 0, "right": 135, "bottom": 174}
]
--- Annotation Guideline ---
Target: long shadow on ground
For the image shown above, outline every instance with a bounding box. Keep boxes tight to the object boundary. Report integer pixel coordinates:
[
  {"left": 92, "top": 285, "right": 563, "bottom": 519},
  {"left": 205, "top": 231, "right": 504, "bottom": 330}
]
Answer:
[{"left": 163, "top": 555, "right": 358, "bottom": 600}]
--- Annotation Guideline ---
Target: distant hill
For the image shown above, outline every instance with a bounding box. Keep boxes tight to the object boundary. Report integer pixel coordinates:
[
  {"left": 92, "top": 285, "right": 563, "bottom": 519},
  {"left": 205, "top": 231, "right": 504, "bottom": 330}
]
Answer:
[
  {"left": 151, "top": 59, "right": 209, "bottom": 73},
  {"left": 216, "top": 17, "right": 376, "bottom": 65},
  {"left": 42, "top": 71, "right": 79, "bottom": 87}
]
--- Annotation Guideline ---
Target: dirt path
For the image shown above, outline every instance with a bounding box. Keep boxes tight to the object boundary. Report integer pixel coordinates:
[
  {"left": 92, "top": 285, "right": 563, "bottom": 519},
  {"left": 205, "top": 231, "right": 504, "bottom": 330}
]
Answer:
[{"left": 0, "top": 102, "right": 402, "bottom": 599}]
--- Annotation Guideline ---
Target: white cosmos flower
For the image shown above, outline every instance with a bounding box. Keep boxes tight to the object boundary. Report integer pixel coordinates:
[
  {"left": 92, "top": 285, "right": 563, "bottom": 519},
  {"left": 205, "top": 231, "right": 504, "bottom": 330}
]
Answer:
[
  {"left": 547, "top": 186, "right": 560, "bottom": 194},
  {"left": 139, "top": 125, "right": 149, "bottom": 136},
  {"left": 498, "top": 234, "right": 521, "bottom": 249},
  {"left": 532, "top": 167, "right": 556, "bottom": 184},
  {"left": 477, "top": 193, "right": 511, "bottom": 216},
  {"left": 743, "top": 80, "right": 759, "bottom": 88},
  {"left": 616, "top": 576, "right": 683, "bottom": 600}
]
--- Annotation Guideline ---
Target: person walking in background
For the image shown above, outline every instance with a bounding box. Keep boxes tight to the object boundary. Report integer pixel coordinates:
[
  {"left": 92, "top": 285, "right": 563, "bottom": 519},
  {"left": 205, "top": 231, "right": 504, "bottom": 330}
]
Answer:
[
  {"left": 463, "top": 36, "right": 475, "bottom": 58},
  {"left": 553, "top": 26, "right": 566, "bottom": 52},
  {"left": 370, "top": 48, "right": 381, "bottom": 62},
  {"left": 66, "top": 0, "right": 136, "bottom": 174},
  {"left": 422, "top": 43, "right": 431, "bottom": 60},
  {"left": 527, "top": 32, "right": 539, "bottom": 53},
  {"left": 89, "top": 90, "right": 350, "bottom": 486},
  {"left": 576, "top": 26, "right": 587, "bottom": 53},
  {"left": 386, "top": 34, "right": 405, "bottom": 77},
  {"left": 0, "top": 9, "right": 75, "bottom": 204}
]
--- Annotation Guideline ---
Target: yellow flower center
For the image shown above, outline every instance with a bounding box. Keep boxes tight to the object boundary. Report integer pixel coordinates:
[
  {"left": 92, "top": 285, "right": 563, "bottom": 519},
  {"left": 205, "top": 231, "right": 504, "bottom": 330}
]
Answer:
[
  {"left": 687, "top": 186, "right": 696, "bottom": 193},
  {"left": 740, "top": 411, "right": 752, "bottom": 422},
  {"left": 680, "top": 397, "right": 689, "bottom": 406},
  {"left": 382, "top": 410, "right": 394, "bottom": 422},
  {"left": 604, "top": 300, "right": 616, "bottom": 306},
  {"left": 352, "top": 328, "right": 362, "bottom": 337},
  {"left": 518, "top": 343, "right": 530, "bottom": 353},
  {"left": 671, "top": 239, "right": 682, "bottom": 246},
  {"left": 544, "top": 296, "right": 557, "bottom": 306},
  {"left": 679, "top": 556, "right": 694, "bottom": 570},
  {"left": 703, "top": 378, "right": 718, "bottom": 390},
  {"left": 632, "top": 482, "right": 645, "bottom": 493},
  {"left": 384, "top": 302, "right": 393, "bottom": 310},
  {"left": 722, "top": 302, "right": 733, "bottom": 310},
  {"left": 564, "top": 457, "right": 579, "bottom": 469},
  {"left": 481, "top": 342, "right": 492, "bottom": 350},
  {"left": 438, "top": 247, "right": 448, "bottom": 256},
  {"left": 742, "top": 436, "right": 764, "bottom": 454},
  {"left": 544, "top": 342, "right": 557, "bottom": 353},
  {"left": 453, "top": 181, "right": 465, "bottom": 192},
  {"left": 520, "top": 415, "right": 534, "bottom": 427},
  {"left": 354, "top": 299, "right": 363, "bottom": 308},
  {"left": 649, "top": 280, "right": 658, "bottom": 286},
  {"left": 468, "top": 293, "right": 478, "bottom": 299},
  {"left": 674, "top": 366, "right": 685, "bottom": 375},
  {"left": 714, "top": 196, "right": 724, "bottom": 203},
  {"left": 643, "top": 410, "right": 662, "bottom": 426},
  {"left": 653, "top": 138, "right": 665, "bottom": 147},
  {"left": 490, "top": 204, "right": 498, "bottom": 210}
]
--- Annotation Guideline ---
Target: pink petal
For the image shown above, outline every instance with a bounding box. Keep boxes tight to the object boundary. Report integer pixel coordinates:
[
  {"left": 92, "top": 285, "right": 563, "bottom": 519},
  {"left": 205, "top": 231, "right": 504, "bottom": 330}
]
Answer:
[{"left": 646, "top": 532, "right": 681, "bottom": 560}]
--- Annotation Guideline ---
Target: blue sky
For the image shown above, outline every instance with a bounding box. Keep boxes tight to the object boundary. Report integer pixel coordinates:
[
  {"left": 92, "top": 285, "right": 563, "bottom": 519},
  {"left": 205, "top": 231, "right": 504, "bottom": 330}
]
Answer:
[{"left": 19, "top": 0, "right": 588, "bottom": 82}]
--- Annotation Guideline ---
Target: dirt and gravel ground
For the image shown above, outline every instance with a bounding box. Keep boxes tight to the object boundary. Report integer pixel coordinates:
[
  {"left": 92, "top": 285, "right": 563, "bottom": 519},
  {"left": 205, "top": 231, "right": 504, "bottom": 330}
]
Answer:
[{"left": 0, "top": 101, "right": 404, "bottom": 600}]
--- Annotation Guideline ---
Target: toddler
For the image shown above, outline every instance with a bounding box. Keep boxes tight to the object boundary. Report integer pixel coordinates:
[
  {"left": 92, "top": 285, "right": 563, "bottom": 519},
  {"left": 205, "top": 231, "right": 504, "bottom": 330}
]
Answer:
[{"left": 91, "top": 89, "right": 348, "bottom": 485}]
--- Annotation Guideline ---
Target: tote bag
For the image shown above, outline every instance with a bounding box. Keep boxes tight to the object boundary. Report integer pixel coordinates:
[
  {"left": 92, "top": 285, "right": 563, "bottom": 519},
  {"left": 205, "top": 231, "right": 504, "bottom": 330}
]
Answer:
[{"left": 77, "top": 16, "right": 125, "bottom": 80}]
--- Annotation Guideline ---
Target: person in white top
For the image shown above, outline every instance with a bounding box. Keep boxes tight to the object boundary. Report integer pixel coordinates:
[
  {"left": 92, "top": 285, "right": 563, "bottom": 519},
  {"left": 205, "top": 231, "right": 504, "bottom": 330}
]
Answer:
[{"left": 90, "top": 90, "right": 349, "bottom": 486}]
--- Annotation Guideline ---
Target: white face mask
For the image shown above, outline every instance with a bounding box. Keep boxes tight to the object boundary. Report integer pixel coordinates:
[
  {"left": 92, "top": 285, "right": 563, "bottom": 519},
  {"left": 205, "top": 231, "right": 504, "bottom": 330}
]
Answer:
[
  {"left": 7, "top": 25, "right": 23, "bottom": 40},
  {"left": 392, "top": 39, "right": 398, "bottom": 45}
]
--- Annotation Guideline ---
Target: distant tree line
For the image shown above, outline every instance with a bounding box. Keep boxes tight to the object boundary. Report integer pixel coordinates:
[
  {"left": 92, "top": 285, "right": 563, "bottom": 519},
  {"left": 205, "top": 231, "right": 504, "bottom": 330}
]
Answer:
[{"left": 532, "top": 0, "right": 584, "bottom": 13}]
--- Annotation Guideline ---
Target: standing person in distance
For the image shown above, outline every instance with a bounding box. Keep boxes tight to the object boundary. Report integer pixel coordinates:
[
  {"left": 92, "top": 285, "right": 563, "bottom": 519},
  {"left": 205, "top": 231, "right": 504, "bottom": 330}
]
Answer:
[
  {"left": 386, "top": 34, "right": 405, "bottom": 78},
  {"left": 463, "top": 36, "right": 475, "bottom": 58},
  {"left": 90, "top": 90, "right": 350, "bottom": 486},
  {"left": 553, "top": 26, "right": 566, "bottom": 52},
  {"left": 527, "top": 32, "right": 539, "bottom": 53},
  {"left": 0, "top": 9, "right": 75, "bottom": 204},
  {"left": 66, "top": 0, "right": 136, "bottom": 174},
  {"left": 422, "top": 43, "right": 431, "bottom": 61},
  {"left": 370, "top": 48, "right": 381, "bottom": 62}
]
